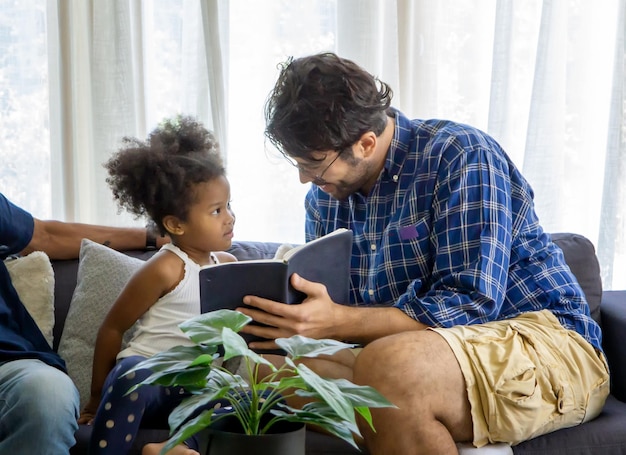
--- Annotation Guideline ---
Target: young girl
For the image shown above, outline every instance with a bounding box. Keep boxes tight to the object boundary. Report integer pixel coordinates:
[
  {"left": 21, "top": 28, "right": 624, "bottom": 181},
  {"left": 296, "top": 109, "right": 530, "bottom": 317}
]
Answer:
[{"left": 78, "top": 115, "right": 237, "bottom": 455}]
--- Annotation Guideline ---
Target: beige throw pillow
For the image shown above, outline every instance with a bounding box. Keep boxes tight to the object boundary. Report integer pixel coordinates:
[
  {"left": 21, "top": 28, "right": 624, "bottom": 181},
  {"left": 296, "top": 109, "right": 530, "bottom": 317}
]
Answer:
[
  {"left": 58, "top": 239, "right": 144, "bottom": 407},
  {"left": 5, "top": 251, "right": 55, "bottom": 347}
]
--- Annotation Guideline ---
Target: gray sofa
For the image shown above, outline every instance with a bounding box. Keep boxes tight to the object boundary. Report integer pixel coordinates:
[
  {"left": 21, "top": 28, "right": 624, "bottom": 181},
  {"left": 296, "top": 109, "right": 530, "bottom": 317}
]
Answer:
[{"left": 48, "top": 233, "right": 626, "bottom": 454}]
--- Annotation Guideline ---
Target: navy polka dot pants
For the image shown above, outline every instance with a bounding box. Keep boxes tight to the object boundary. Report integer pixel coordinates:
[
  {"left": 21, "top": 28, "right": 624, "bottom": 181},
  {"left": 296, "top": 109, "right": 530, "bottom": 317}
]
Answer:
[{"left": 88, "top": 355, "right": 198, "bottom": 454}]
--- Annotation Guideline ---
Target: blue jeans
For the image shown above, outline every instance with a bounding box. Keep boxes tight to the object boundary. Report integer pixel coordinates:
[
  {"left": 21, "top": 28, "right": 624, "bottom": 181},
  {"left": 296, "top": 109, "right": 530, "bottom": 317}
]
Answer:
[{"left": 0, "top": 359, "right": 79, "bottom": 454}]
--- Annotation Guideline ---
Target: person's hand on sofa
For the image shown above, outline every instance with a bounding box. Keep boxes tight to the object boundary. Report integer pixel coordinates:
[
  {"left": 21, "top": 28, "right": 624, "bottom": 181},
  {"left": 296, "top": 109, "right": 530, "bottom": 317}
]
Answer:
[{"left": 78, "top": 396, "right": 100, "bottom": 425}]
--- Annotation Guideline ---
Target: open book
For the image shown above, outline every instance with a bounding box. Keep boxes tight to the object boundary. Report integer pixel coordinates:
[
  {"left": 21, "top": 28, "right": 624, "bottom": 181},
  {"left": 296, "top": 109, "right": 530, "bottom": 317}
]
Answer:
[{"left": 199, "top": 228, "right": 353, "bottom": 315}]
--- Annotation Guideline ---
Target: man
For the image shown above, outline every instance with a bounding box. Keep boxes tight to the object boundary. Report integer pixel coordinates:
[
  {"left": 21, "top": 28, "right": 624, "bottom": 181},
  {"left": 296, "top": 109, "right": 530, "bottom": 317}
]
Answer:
[
  {"left": 0, "top": 192, "right": 167, "bottom": 454},
  {"left": 238, "top": 52, "right": 609, "bottom": 454}
]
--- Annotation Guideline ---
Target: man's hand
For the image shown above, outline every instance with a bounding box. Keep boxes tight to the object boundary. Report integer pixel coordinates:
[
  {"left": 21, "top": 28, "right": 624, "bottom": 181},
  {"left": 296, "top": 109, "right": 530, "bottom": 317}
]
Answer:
[
  {"left": 237, "top": 273, "right": 344, "bottom": 350},
  {"left": 238, "top": 273, "right": 424, "bottom": 349}
]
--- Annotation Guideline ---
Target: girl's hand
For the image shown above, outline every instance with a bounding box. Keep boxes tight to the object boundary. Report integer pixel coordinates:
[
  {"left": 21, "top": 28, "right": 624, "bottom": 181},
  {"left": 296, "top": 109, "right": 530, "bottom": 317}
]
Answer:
[{"left": 78, "top": 397, "right": 100, "bottom": 425}]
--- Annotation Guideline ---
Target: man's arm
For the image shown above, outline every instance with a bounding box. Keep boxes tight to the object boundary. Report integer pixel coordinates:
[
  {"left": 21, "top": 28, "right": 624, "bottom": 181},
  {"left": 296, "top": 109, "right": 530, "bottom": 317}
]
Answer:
[
  {"left": 21, "top": 219, "right": 169, "bottom": 260},
  {"left": 240, "top": 273, "right": 428, "bottom": 348}
]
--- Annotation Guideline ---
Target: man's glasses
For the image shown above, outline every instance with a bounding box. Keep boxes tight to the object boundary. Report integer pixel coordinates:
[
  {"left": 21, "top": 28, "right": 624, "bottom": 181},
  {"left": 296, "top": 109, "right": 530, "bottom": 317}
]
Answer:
[{"left": 285, "top": 150, "right": 344, "bottom": 182}]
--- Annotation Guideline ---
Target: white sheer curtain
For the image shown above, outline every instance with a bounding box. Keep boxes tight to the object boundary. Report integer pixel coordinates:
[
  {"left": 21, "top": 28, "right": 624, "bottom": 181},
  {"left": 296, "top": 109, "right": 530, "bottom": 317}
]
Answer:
[
  {"left": 0, "top": 1, "right": 50, "bottom": 217},
  {"left": 0, "top": 0, "right": 624, "bottom": 289},
  {"left": 336, "top": 0, "right": 625, "bottom": 289},
  {"left": 46, "top": 0, "right": 227, "bottom": 227}
]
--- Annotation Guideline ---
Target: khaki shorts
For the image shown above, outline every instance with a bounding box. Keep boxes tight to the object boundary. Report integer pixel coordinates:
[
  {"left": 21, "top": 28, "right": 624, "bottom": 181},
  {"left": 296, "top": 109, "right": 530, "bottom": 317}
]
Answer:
[{"left": 431, "top": 310, "right": 609, "bottom": 447}]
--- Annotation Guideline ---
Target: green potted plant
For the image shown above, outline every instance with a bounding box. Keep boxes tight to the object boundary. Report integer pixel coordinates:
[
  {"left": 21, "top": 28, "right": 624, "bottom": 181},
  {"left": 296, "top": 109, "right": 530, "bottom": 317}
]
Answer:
[{"left": 126, "top": 309, "right": 395, "bottom": 455}]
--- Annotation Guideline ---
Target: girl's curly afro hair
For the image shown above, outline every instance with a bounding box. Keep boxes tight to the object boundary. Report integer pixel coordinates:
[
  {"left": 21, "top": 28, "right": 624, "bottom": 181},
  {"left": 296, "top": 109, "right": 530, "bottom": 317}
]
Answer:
[{"left": 104, "top": 115, "right": 225, "bottom": 235}]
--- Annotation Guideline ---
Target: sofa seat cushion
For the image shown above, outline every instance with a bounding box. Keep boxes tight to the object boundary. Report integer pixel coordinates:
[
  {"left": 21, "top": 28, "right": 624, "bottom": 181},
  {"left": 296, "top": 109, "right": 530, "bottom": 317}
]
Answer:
[{"left": 512, "top": 395, "right": 626, "bottom": 454}]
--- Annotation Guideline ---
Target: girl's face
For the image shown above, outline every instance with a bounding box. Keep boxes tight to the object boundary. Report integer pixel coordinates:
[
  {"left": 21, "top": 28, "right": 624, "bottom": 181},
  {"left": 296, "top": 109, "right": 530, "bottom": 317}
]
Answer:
[{"left": 175, "top": 175, "right": 235, "bottom": 262}]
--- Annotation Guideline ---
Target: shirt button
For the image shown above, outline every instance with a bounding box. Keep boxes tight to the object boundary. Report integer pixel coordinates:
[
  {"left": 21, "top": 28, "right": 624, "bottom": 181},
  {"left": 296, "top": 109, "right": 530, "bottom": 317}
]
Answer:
[
  {"left": 368, "top": 289, "right": 374, "bottom": 296},
  {"left": 370, "top": 244, "right": 376, "bottom": 251},
  {"left": 393, "top": 175, "right": 399, "bottom": 182}
]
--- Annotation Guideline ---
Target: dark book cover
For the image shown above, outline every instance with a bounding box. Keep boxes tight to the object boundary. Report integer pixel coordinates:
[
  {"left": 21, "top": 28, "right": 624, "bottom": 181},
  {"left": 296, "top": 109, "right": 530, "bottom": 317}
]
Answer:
[
  {"left": 199, "top": 228, "right": 352, "bottom": 311},
  {"left": 198, "top": 229, "right": 353, "bottom": 347}
]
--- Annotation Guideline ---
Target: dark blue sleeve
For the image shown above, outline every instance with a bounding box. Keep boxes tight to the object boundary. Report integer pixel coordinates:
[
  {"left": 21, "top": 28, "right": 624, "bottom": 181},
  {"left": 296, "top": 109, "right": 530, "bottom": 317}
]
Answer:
[{"left": 0, "top": 193, "right": 35, "bottom": 259}]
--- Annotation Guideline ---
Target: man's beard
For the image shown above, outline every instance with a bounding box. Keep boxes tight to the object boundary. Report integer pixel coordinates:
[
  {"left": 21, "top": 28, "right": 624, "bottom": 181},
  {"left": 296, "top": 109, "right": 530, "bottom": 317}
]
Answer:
[{"left": 316, "top": 158, "right": 376, "bottom": 201}]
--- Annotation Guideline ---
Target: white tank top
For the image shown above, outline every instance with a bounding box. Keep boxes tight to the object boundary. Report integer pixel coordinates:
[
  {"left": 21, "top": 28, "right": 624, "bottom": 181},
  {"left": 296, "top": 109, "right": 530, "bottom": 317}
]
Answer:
[{"left": 117, "top": 243, "right": 218, "bottom": 359}]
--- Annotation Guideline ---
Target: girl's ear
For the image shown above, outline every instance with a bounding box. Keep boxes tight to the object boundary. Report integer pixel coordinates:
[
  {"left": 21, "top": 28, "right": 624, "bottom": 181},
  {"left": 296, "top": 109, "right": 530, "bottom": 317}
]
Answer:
[{"left": 162, "top": 215, "right": 184, "bottom": 236}]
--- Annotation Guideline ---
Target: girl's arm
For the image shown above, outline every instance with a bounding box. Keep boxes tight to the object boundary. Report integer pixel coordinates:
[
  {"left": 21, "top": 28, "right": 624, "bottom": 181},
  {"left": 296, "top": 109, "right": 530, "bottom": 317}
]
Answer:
[{"left": 78, "top": 251, "right": 183, "bottom": 423}]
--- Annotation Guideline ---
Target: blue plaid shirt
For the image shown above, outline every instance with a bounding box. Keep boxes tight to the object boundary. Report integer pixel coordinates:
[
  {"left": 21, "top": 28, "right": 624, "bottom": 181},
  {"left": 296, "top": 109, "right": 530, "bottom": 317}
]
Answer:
[{"left": 304, "top": 110, "right": 602, "bottom": 351}]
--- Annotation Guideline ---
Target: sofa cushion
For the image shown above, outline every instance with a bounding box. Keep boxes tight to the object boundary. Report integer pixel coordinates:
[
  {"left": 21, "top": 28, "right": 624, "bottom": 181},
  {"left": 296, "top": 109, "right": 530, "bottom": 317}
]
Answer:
[
  {"left": 512, "top": 395, "right": 626, "bottom": 454},
  {"left": 551, "top": 233, "right": 602, "bottom": 323},
  {"left": 228, "top": 240, "right": 283, "bottom": 261},
  {"left": 5, "top": 251, "right": 55, "bottom": 346},
  {"left": 58, "top": 239, "right": 144, "bottom": 407}
]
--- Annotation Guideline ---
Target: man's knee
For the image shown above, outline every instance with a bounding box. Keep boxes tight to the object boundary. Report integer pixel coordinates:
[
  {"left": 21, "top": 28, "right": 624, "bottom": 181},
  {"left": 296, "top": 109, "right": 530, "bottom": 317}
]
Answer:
[
  {"left": 0, "top": 361, "right": 78, "bottom": 439},
  {"left": 353, "top": 336, "right": 394, "bottom": 391},
  {"left": 20, "top": 366, "right": 78, "bottom": 417},
  {"left": 353, "top": 330, "right": 455, "bottom": 387},
  {"left": 352, "top": 331, "right": 474, "bottom": 450}
]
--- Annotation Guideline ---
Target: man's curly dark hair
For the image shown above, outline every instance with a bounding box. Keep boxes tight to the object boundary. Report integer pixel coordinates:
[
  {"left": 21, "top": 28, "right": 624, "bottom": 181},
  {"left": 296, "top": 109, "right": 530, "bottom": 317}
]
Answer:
[
  {"left": 104, "top": 115, "right": 224, "bottom": 235},
  {"left": 264, "top": 52, "right": 393, "bottom": 162}
]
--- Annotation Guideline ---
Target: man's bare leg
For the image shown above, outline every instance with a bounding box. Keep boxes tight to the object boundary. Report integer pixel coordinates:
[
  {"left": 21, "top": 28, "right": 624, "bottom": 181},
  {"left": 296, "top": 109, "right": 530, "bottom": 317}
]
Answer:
[
  {"left": 141, "top": 442, "right": 199, "bottom": 455},
  {"left": 353, "top": 330, "right": 473, "bottom": 455}
]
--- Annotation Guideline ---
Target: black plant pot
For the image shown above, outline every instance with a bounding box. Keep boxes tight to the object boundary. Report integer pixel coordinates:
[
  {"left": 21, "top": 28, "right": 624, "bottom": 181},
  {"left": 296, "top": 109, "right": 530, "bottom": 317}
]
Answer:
[{"left": 202, "top": 417, "right": 306, "bottom": 455}]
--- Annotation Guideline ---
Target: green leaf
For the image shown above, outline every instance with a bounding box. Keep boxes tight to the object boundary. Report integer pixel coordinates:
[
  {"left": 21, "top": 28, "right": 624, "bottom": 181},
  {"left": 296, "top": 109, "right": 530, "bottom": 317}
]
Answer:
[
  {"left": 122, "top": 345, "right": 218, "bottom": 377},
  {"left": 162, "top": 409, "right": 215, "bottom": 453},
  {"left": 275, "top": 375, "right": 309, "bottom": 391},
  {"left": 354, "top": 406, "right": 375, "bottom": 431},
  {"left": 135, "top": 366, "right": 210, "bottom": 390},
  {"left": 180, "top": 310, "right": 252, "bottom": 345},
  {"left": 122, "top": 346, "right": 221, "bottom": 394},
  {"left": 189, "top": 353, "right": 215, "bottom": 367},
  {"left": 270, "top": 407, "right": 362, "bottom": 450},
  {"left": 275, "top": 335, "right": 356, "bottom": 358},
  {"left": 168, "top": 386, "right": 232, "bottom": 432},
  {"left": 298, "top": 377, "right": 396, "bottom": 409},
  {"left": 299, "top": 401, "right": 361, "bottom": 434},
  {"left": 208, "top": 367, "right": 249, "bottom": 390},
  {"left": 221, "top": 327, "right": 253, "bottom": 358},
  {"left": 294, "top": 362, "right": 354, "bottom": 424},
  {"left": 221, "top": 327, "right": 275, "bottom": 370}
]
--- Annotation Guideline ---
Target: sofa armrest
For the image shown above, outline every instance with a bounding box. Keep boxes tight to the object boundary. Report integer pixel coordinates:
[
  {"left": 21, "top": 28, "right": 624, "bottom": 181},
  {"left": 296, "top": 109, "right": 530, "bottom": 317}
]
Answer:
[{"left": 600, "top": 290, "right": 626, "bottom": 402}]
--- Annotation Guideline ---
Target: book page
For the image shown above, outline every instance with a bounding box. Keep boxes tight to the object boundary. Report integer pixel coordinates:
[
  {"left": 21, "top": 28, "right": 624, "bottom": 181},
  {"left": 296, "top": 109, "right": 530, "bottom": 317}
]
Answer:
[{"left": 282, "top": 228, "right": 350, "bottom": 261}]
